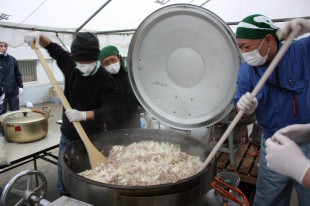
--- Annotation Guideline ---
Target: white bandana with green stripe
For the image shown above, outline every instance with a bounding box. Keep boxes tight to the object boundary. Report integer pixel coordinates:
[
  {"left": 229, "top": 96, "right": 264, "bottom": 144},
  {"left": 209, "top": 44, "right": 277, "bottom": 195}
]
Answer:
[{"left": 236, "top": 14, "right": 278, "bottom": 39}]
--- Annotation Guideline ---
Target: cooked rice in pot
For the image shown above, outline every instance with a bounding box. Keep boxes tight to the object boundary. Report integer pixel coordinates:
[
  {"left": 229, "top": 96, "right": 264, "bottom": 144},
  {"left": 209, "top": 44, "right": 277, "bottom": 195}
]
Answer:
[{"left": 79, "top": 141, "right": 203, "bottom": 186}]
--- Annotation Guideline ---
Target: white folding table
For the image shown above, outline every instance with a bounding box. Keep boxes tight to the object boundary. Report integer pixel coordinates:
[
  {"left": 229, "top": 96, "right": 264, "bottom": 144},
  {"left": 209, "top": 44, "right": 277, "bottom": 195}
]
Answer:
[{"left": 0, "top": 131, "right": 60, "bottom": 174}]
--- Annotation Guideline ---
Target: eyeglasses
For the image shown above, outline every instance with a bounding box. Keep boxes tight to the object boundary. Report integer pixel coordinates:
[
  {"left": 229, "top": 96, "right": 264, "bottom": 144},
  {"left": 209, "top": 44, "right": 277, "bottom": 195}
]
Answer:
[{"left": 0, "top": 45, "right": 8, "bottom": 48}]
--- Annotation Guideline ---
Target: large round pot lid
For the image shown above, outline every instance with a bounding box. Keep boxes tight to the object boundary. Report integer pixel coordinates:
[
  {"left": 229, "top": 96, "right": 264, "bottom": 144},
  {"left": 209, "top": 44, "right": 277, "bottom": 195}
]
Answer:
[
  {"left": 127, "top": 4, "right": 242, "bottom": 129},
  {"left": 1, "top": 110, "right": 45, "bottom": 124}
]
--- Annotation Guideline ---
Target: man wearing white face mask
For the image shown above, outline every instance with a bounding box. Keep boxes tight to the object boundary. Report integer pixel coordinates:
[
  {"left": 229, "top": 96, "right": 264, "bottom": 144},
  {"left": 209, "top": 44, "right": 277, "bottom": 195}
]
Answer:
[
  {"left": 24, "top": 31, "right": 119, "bottom": 197},
  {"left": 234, "top": 15, "right": 310, "bottom": 206},
  {"left": 99, "top": 45, "right": 141, "bottom": 129},
  {"left": 0, "top": 41, "right": 23, "bottom": 115},
  {"left": 241, "top": 37, "right": 270, "bottom": 67}
]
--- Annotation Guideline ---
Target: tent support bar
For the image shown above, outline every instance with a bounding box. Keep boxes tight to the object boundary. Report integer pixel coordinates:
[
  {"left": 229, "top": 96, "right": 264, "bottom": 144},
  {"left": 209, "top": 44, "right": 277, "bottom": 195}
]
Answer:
[
  {"left": 75, "top": 0, "right": 112, "bottom": 33},
  {"left": 96, "top": 16, "right": 310, "bottom": 34},
  {"left": 95, "top": 29, "right": 136, "bottom": 35},
  {"left": 95, "top": 16, "right": 310, "bottom": 35},
  {"left": 227, "top": 16, "right": 310, "bottom": 26},
  {"left": 0, "top": 23, "right": 75, "bottom": 34},
  {"left": 1, "top": 15, "right": 309, "bottom": 36}
]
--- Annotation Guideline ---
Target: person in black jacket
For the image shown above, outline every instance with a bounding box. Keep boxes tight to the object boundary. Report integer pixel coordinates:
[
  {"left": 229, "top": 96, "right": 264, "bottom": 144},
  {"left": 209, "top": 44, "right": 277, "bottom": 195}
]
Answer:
[
  {"left": 24, "top": 32, "right": 119, "bottom": 196},
  {"left": 99, "top": 45, "right": 141, "bottom": 129},
  {"left": 0, "top": 41, "right": 23, "bottom": 115}
]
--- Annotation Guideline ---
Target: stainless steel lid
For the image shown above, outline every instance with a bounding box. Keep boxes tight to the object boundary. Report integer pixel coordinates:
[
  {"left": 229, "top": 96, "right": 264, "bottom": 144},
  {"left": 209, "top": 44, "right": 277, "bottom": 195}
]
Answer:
[{"left": 127, "top": 4, "right": 242, "bottom": 129}]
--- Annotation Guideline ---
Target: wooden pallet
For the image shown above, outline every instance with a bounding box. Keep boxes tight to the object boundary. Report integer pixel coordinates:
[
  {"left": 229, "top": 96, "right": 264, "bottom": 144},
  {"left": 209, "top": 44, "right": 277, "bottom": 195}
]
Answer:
[{"left": 215, "top": 142, "right": 260, "bottom": 185}]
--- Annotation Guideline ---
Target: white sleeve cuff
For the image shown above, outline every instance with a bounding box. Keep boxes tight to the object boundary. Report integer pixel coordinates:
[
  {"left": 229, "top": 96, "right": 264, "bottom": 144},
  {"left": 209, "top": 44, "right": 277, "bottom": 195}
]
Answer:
[
  {"left": 82, "top": 111, "right": 87, "bottom": 121},
  {"left": 298, "top": 162, "right": 310, "bottom": 184}
]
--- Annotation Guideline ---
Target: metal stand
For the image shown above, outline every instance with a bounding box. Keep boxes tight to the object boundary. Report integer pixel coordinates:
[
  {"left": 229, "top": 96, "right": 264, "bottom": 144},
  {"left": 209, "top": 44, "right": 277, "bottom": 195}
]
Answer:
[
  {"left": 209, "top": 124, "right": 239, "bottom": 165},
  {"left": 208, "top": 111, "right": 255, "bottom": 165},
  {"left": 0, "top": 169, "right": 93, "bottom": 206},
  {"left": 217, "top": 128, "right": 239, "bottom": 165}
]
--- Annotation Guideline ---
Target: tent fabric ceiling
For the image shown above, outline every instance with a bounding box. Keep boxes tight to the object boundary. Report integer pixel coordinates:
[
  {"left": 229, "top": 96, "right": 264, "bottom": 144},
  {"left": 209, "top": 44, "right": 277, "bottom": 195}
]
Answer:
[
  {"left": 1, "top": 0, "right": 309, "bottom": 106},
  {"left": 2, "top": 0, "right": 310, "bottom": 33}
]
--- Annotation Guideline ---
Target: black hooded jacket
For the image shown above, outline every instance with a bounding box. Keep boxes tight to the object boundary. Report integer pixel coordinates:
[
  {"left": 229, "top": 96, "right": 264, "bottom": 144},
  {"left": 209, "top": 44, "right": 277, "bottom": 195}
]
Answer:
[
  {"left": 0, "top": 54, "right": 23, "bottom": 95},
  {"left": 112, "top": 60, "right": 141, "bottom": 129},
  {"left": 46, "top": 43, "right": 119, "bottom": 140}
]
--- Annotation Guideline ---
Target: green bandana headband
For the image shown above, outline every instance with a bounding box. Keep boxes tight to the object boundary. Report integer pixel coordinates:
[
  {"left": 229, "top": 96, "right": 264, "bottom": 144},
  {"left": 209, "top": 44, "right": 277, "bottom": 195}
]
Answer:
[
  {"left": 98, "top": 45, "right": 128, "bottom": 72},
  {"left": 99, "top": 45, "right": 119, "bottom": 61},
  {"left": 236, "top": 14, "right": 278, "bottom": 39}
]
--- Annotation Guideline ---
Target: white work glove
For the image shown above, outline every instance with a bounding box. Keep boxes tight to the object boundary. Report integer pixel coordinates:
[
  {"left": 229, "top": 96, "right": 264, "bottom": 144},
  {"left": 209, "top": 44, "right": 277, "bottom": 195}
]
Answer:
[
  {"left": 277, "top": 18, "right": 310, "bottom": 40},
  {"left": 237, "top": 92, "right": 258, "bottom": 115},
  {"left": 24, "top": 31, "right": 41, "bottom": 48},
  {"left": 65, "top": 109, "right": 87, "bottom": 122},
  {"left": 266, "top": 133, "right": 310, "bottom": 184},
  {"left": 277, "top": 124, "right": 310, "bottom": 143},
  {"left": 0, "top": 93, "right": 5, "bottom": 105},
  {"left": 18, "top": 87, "right": 23, "bottom": 96}
]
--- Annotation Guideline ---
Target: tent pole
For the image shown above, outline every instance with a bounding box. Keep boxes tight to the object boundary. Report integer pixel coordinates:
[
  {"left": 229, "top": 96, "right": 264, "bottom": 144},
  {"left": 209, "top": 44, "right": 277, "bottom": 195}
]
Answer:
[
  {"left": 0, "top": 23, "right": 75, "bottom": 34},
  {"left": 227, "top": 16, "right": 310, "bottom": 26},
  {"left": 75, "top": 0, "right": 112, "bottom": 33},
  {"left": 95, "top": 29, "right": 135, "bottom": 35},
  {"left": 95, "top": 16, "right": 310, "bottom": 35}
]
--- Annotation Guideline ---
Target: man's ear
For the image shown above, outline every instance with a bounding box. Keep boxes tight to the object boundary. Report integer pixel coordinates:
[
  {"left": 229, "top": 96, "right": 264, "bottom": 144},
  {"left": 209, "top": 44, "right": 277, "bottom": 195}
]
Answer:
[{"left": 266, "top": 34, "right": 275, "bottom": 45}]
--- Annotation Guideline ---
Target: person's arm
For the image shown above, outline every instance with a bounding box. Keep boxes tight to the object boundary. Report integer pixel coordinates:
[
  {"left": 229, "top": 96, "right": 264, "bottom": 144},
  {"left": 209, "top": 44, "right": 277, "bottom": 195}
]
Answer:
[
  {"left": 276, "top": 123, "right": 310, "bottom": 143},
  {"left": 24, "top": 31, "right": 52, "bottom": 48},
  {"left": 266, "top": 133, "right": 310, "bottom": 188},
  {"left": 25, "top": 31, "right": 73, "bottom": 75},
  {"left": 233, "top": 64, "right": 258, "bottom": 117},
  {"left": 236, "top": 92, "right": 258, "bottom": 115},
  {"left": 65, "top": 110, "right": 95, "bottom": 122},
  {"left": 93, "top": 76, "right": 120, "bottom": 130},
  {"left": 39, "top": 34, "right": 52, "bottom": 47},
  {"left": 85, "top": 111, "right": 94, "bottom": 120},
  {"left": 277, "top": 18, "right": 310, "bottom": 40},
  {"left": 302, "top": 168, "right": 310, "bottom": 188},
  {"left": 14, "top": 58, "right": 24, "bottom": 89}
]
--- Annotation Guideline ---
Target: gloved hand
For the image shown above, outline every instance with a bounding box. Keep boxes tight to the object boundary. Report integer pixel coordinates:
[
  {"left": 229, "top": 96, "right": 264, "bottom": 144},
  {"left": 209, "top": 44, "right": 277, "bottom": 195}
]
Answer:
[
  {"left": 277, "top": 18, "right": 310, "bottom": 40},
  {"left": 266, "top": 133, "right": 310, "bottom": 184},
  {"left": 0, "top": 93, "right": 5, "bottom": 105},
  {"left": 18, "top": 87, "right": 23, "bottom": 96},
  {"left": 65, "top": 109, "right": 87, "bottom": 122},
  {"left": 237, "top": 92, "right": 258, "bottom": 115},
  {"left": 276, "top": 124, "right": 310, "bottom": 143},
  {"left": 24, "top": 31, "right": 41, "bottom": 48}
]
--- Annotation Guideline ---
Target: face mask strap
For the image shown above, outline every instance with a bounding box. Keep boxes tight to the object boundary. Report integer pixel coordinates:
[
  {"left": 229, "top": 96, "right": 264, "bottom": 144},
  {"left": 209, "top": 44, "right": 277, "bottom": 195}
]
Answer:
[
  {"left": 242, "top": 38, "right": 269, "bottom": 66},
  {"left": 257, "top": 38, "right": 266, "bottom": 52}
]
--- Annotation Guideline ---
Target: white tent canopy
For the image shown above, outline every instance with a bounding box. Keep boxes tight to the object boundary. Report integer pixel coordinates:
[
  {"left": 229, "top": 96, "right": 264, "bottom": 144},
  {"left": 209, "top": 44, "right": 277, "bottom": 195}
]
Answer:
[
  {"left": 2, "top": 0, "right": 310, "bottom": 32},
  {"left": 2, "top": 0, "right": 309, "bottom": 50},
  {"left": 2, "top": 0, "right": 309, "bottom": 48},
  {"left": 1, "top": 0, "right": 309, "bottom": 105}
]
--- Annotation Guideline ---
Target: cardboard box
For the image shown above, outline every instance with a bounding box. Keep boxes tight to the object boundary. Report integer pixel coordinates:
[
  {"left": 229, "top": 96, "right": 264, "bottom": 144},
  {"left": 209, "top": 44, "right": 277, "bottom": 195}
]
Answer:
[{"left": 49, "top": 87, "right": 61, "bottom": 103}]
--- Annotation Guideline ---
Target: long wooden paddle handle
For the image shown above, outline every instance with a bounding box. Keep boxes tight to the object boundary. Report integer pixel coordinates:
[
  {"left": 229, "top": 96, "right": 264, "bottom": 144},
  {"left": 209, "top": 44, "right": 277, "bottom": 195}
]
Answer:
[
  {"left": 198, "top": 29, "right": 301, "bottom": 172},
  {"left": 32, "top": 44, "right": 106, "bottom": 167}
]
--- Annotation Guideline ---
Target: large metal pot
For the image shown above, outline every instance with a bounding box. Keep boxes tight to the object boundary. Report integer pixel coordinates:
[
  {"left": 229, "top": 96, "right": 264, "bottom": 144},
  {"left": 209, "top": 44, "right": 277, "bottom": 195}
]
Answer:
[
  {"left": 0, "top": 107, "right": 50, "bottom": 143},
  {"left": 61, "top": 129, "right": 216, "bottom": 206},
  {"left": 62, "top": 3, "right": 240, "bottom": 205}
]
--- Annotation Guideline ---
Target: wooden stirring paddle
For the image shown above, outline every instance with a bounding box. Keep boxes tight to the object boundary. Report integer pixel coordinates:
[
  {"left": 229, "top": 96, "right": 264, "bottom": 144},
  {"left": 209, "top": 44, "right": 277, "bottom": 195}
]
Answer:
[{"left": 33, "top": 44, "right": 107, "bottom": 168}]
